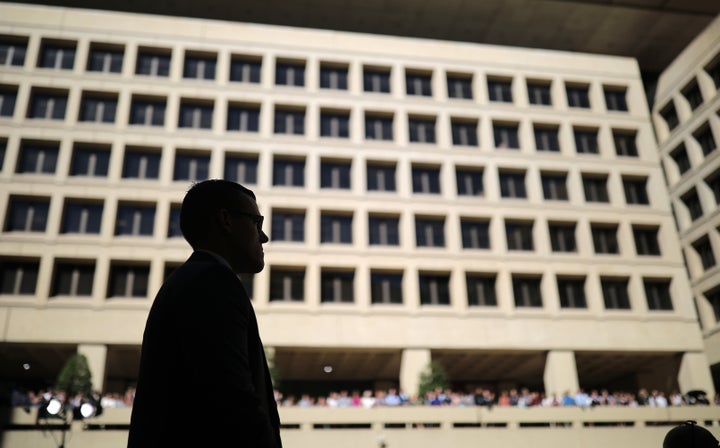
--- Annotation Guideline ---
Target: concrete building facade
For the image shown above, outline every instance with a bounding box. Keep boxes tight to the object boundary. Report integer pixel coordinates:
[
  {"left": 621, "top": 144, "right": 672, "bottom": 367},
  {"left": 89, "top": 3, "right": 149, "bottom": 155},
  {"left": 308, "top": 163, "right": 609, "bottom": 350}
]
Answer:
[{"left": 0, "top": 3, "right": 716, "bottom": 400}]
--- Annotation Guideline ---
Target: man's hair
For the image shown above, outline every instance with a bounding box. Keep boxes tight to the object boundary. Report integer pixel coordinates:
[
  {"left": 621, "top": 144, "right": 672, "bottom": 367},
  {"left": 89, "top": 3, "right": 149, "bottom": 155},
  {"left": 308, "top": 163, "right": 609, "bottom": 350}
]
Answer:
[{"left": 180, "top": 179, "right": 255, "bottom": 249}]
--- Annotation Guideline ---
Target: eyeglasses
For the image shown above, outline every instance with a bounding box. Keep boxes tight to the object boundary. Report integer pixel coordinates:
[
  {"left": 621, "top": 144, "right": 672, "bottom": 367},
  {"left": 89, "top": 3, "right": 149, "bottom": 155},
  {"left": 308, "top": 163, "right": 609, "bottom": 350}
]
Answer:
[{"left": 232, "top": 211, "right": 264, "bottom": 231}]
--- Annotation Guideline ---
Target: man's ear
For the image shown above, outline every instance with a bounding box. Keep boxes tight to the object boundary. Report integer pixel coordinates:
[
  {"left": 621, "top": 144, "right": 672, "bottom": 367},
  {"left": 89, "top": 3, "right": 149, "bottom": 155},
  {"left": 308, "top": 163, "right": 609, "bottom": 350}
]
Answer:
[{"left": 216, "top": 209, "right": 234, "bottom": 234}]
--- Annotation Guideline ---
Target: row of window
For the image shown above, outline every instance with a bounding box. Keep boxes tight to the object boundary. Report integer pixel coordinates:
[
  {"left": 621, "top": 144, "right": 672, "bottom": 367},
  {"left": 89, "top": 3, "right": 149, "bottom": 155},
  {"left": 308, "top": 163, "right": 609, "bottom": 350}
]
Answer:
[
  {"left": 0, "top": 140, "right": 665, "bottom": 205},
  {"left": 668, "top": 120, "right": 719, "bottom": 178},
  {"left": 0, "top": 256, "right": 679, "bottom": 313},
  {"left": 0, "top": 85, "right": 646, "bottom": 154},
  {"left": 0, "top": 34, "right": 636, "bottom": 110},
  {"left": 4, "top": 195, "right": 668, "bottom": 257},
  {"left": 658, "top": 53, "right": 720, "bottom": 133}
]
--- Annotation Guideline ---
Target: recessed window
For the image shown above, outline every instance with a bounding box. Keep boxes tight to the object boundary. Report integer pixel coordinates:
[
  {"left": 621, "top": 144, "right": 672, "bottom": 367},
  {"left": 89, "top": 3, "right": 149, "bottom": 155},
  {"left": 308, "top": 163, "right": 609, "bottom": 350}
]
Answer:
[
  {"left": 694, "top": 123, "right": 717, "bottom": 156},
  {"left": 27, "top": 88, "right": 68, "bottom": 120},
  {"left": 167, "top": 204, "right": 182, "bottom": 238},
  {"left": 273, "top": 157, "right": 305, "bottom": 187},
  {"left": 534, "top": 124, "right": 560, "bottom": 152},
  {"left": 591, "top": 223, "right": 619, "bottom": 254},
  {"left": 0, "top": 35, "right": 28, "bottom": 67},
  {"left": 412, "top": 165, "right": 441, "bottom": 194},
  {"left": 670, "top": 144, "right": 691, "bottom": 175},
  {"left": 419, "top": 273, "right": 450, "bottom": 305},
  {"left": 135, "top": 47, "right": 171, "bottom": 77},
  {"left": 693, "top": 236, "right": 716, "bottom": 271},
  {"left": 505, "top": 220, "right": 534, "bottom": 251},
  {"left": 527, "top": 80, "right": 552, "bottom": 106},
  {"left": 582, "top": 174, "right": 609, "bottom": 203},
  {"left": 406, "top": 71, "right": 432, "bottom": 96},
  {"left": 69, "top": 143, "right": 110, "bottom": 177},
  {"left": 574, "top": 127, "right": 599, "bottom": 154},
  {"left": 461, "top": 219, "right": 490, "bottom": 249},
  {"left": 51, "top": 260, "right": 94, "bottom": 297},
  {"left": 5, "top": 196, "right": 50, "bottom": 232},
  {"left": 274, "top": 107, "right": 305, "bottom": 135},
  {"left": 129, "top": 96, "right": 166, "bottom": 127},
  {"left": 320, "top": 63, "right": 348, "bottom": 90},
  {"left": 681, "top": 188, "right": 703, "bottom": 221},
  {"left": 541, "top": 172, "right": 568, "bottom": 201},
  {"left": 271, "top": 210, "right": 305, "bottom": 242},
  {"left": 0, "top": 139, "right": 5, "bottom": 171},
  {"left": 548, "top": 222, "right": 576, "bottom": 253},
  {"left": 408, "top": 116, "right": 436, "bottom": 143},
  {"left": 498, "top": 170, "right": 526, "bottom": 199},
  {"left": 371, "top": 271, "right": 403, "bottom": 304},
  {"left": 363, "top": 67, "right": 391, "bottom": 93},
  {"left": 38, "top": 39, "right": 76, "bottom": 70},
  {"left": 365, "top": 113, "right": 393, "bottom": 141},
  {"left": 566, "top": 84, "right": 590, "bottom": 108},
  {"left": 224, "top": 153, "right": 258, "bottom": 185},
  {"left": 456, "top": 167, "right": 483, "bottom": 197},
  {"left": 493, "top": 122, "right": 520, "bottom": 149},
  {"left": 451, "top": 119, "right": 478, "bottom": 146},
  {"left": 275, "top": 60, "right": 305, "bottom": 87},
  {"left": 269, "top": 267, "right": 305, "bottom": 302},
  {"left": 229, "top": 55, "right": 261, "bottom": 83},
  {"left": 0, "top": 84, "right": 18, "bottom": 117},
  {"left": 183, "top": 51, "right": 216, "bottom": 80},
  {"left": 320, "top": 160, "right": 351, "bottom": 190},
  {"left": 603, "top": 86, "right": 628, "bottom": 112},
  {"left": 16, "top": 140, "right": 59, "bottom": 174},
  {"left": 447, "top": 74, "right": 473, "bottom": 99},
  {"left": 601, "top": 277, "right": 630, "bottom": 310},
  {"left": 415, "top": 217, "right": 445, "bottom": 248},
  {"left": 79, "top": 91, "right": 118, "bottom": 124},
  {"left": 321, "top": 270, "right": 354, "bottom": 303},
  {"left": 366, "top": 162, "right": 396, "bottom": 192},
  {"left": 320, "top": 110, "right": 350, "bottom": 138},
  {"left": 320, "top": 212, "right": 353, "bottom": 244},
  {"left": 173, "top": 151, "right": 210, "bottom": 182},
  {"left": 557, "top": 276, "right": 586, "bottom": 309},
  {"left": 613, "top": 129, "right": 638, "bottom": 157},
  {"left": 178, "top": 99, "right": 213, "bottom": 129},
  {"left": 0, "top": 258, "right": 39, "bottom": 295},
  {"left": 681, "top": 79, "right": 703, "bottom": 111},
  {"left": 466, "top": 273, "right": 496, "bottom": 306},
  {"left": 512, "top": 275, "right": 542, "bottom": 308},
  {"left": 107, "top": 262, "right": 149, "bottom": 298},
  {"left": 622, "top": 176, "right": 649, "bottom": 205},
  {"left": 122, "top": 146, "right": 161, "bottom": 180},
  {"left": 705, "top": 286, "right": 720, "bottom": 323},
  {"left": 659, "top": 101, "right": 679, "bottom": 132},
  {"left": 705, "top": 55, "right": 720, "bottom": 90},
  {"left": 227, "top": 103, "right": 260, "bottom": 132},
  {"left": 115, "top": 203, "right": 156, "bottom": 236},
  {"left": 488, "top": 78, "right": 513, "bottom": 103},
  {"left": 644, "top": 278, "right": 673, "bottom": 311},
  {"left": 633, "top": 225, "right": 661, "bottom": 256},
  {"left": 705, "top": 169, "right": 720, "bottom": 205},
  {"left": 368, "top": 215, "right": 400, "bottom": 246},
  {"left": 87, "top": 43, "right": 123, "bottom": 73}
]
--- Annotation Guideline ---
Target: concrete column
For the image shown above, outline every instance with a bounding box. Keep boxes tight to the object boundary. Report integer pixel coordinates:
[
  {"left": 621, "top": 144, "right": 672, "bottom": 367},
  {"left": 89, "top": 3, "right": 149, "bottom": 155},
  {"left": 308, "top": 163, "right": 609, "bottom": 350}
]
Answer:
[
  {"left": 78, "top": 344, "right": 107, "bottom": 393},
  {"left": 678, "top": 352, "right": 716, "bottom": 397},
  {"left": 400, "top": 348, "right": 431, "bottom": 397},
  {"left": 543, "top": 350, "right": 579, "bottom": 397}
]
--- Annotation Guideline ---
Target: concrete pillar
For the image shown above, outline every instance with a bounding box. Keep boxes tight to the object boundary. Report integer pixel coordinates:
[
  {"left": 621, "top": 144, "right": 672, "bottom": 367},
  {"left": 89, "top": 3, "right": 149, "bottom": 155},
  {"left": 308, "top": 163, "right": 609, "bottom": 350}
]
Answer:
[
  {"left": 77, "top": 344, "right": 107, "bottom": 393},
  {"left": 678, "top": 352, "right": 716, "bottom": 397},
  {"left": 543, "top": 350, "right": 579, "bottom": 397},
  {"left": 400, "top": 348, "right": 431, "bottom": 398}
]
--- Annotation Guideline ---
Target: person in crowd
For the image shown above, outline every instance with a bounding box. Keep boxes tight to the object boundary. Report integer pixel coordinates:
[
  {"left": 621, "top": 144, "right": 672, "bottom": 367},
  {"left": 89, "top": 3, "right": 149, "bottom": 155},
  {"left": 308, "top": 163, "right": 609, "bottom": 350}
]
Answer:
[{"left": 127, "top": 180, "right": 281, "bottom": 448}]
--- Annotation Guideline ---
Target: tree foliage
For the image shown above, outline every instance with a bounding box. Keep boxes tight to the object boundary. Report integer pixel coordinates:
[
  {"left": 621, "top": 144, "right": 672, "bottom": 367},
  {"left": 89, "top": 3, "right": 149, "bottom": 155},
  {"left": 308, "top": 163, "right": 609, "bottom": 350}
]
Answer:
[
  {"left": 417, "top": 360, "right": 449, "bottom": 399},
  {"left": 55, "top": 353, "right": 93, "bottom": 398}
]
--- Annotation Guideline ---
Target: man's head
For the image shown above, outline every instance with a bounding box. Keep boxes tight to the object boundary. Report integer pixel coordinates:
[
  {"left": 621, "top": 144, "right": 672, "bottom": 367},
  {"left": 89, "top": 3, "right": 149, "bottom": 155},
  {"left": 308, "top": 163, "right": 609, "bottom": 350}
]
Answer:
[
  {"left": 180, "top": 179, "right": 269, "bottom": 273},
  {"left": 663, "top": 421, "right": 719, "bottom": 448}
]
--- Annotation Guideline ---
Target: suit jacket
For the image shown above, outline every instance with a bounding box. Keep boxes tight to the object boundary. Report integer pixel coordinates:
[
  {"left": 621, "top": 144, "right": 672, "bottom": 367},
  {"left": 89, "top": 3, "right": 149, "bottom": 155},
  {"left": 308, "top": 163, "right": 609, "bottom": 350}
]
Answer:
[{"left": 128, "top": 251, "right": 282, "bottom": 448}]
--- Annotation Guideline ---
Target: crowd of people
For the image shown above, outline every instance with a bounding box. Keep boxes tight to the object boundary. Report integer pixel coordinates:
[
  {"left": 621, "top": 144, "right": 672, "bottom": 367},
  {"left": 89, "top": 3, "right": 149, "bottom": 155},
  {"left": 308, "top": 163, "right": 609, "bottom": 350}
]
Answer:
[{"left": 9, "top": 385, "right": 718, "bottom": 414}]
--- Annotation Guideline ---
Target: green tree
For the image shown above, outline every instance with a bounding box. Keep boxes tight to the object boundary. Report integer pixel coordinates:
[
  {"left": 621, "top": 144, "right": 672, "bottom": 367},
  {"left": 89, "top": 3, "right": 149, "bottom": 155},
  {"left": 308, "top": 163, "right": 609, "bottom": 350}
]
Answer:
[
  {"left": 417, "top": 360, "right": 449, "bottom": 399},
  {"left": 55, "top": 353, "right": 93, "bottom": 398}
]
